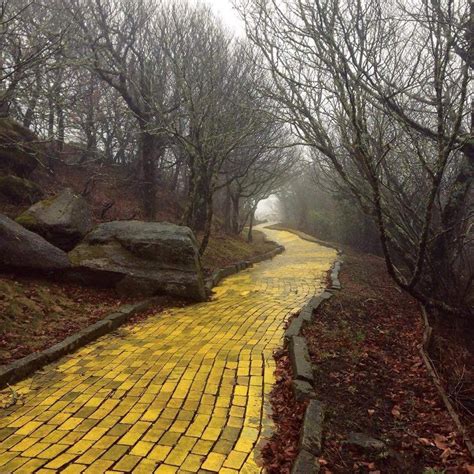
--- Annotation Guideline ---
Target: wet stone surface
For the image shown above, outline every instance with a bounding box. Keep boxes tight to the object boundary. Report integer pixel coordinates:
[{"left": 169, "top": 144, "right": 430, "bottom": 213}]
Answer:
[{"left": 0, "top": 226, "right": 336, "bottom": 473}]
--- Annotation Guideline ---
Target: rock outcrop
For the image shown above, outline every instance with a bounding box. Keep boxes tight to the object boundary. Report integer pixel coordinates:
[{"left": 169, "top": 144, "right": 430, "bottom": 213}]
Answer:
[
  {"left": 16, "top": 188, "right": 93, "bottom": 251},
  {"left": 0, "top": 214, "right": 70, "bottom": 273},
  {"left": 0, "top": 118, "right": 39, "bottom": 177},
  {"left": 69, "top": 220, "right": 207, "bottom": 301},
  {"left": 0, "top": 175, "right": 44, "bottom": 204}
]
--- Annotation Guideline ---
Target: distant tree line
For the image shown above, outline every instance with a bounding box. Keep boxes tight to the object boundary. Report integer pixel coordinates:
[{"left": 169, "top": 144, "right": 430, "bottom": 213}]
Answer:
[{"left": 0, "top": 0, "right": 294, "bottom": 253}]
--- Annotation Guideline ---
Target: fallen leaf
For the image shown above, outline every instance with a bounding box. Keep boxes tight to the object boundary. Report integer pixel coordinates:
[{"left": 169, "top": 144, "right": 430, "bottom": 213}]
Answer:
[
  {"left": 440, "top": 447, "right": 452, "bottom": 461},
  {"left": 418, "top": 437, "right": 433, "bottom": 446},
  {"left": 433, "top": 434, "right": 449, "bottom": 450}
]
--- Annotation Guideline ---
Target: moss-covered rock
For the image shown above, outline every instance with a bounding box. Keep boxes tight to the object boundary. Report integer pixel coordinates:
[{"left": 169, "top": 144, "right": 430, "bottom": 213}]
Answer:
[
  {"left": 15, "top": 188, "right": 93, "bottom": 251},
  {"left": 69, "top": 220, "right": 207, "bottom": 301},
  {"left": 0, "top": 213, "right": 71, "bottom": 273},
  {"left": 0, "top": 175, "right": 44, "bottom": 204}
]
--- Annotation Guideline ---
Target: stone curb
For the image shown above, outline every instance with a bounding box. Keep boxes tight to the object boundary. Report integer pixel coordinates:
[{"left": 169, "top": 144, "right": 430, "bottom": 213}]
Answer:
[
  {"left": 0, "top": 297, "right": 161, "bottom": 390},
  {"left": 204, "top": 244, "right": 285, "bottom": 293},
  {"left": 292, "top": 400, "right": 325, "bottom": 473},
  {"left": 285, "top": 231, "right": 343, "bottom": 474}
]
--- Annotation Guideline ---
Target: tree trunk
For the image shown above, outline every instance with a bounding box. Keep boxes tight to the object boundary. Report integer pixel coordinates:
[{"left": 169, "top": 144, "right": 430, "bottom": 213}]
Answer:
[
  {"left": 140, "top": 129, "right": 158, "bottom": 219},
  {"left": 247, "top": 207, "right": 256, "bottom": 242},
  {"left": 199, "top": 193, "right": 214, "bottom": 256},
  {"left": 23, "top": 66, "right": 41, "bottom": 129},
  {"left": 230, "top": 194, "right": 240, "bottom": 234},
  {"left": 186, "top": 169, "right": 210, "bottom": 232},
  {"left": 57, "top": 103, "right": 65, "bottom": 153},
  {"left": 223, "top": 184, "right": 232, "bottom": 233}
]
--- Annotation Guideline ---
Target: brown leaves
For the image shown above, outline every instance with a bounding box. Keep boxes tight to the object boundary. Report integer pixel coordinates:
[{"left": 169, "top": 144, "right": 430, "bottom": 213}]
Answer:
[
  {"left": 262, "top": 348, "right": 308, "bottom": 474},
  {"left": 391, "top": 406, "right": 401, "bottom": 418}
]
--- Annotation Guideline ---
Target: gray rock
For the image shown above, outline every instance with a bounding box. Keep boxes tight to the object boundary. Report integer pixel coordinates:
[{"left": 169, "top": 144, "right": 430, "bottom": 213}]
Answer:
[
  {"left": 301, "top": 399, "right": 325, "bottom": 456},
  {"left": 289, "top": 335, "right": 314, "bottom": 382},
  {"left": 292, "top": 449, "right": 320, "bottom": 474},
  {"left": 0, "top": 214, "right": 70, "bottom": 272},
  {"left": 16, "top": 188, "right": 92, "bottom": 251},
  {"left": 0, "top": 175, "right": 44, "bottom": 204},
  {"left": 346, "top": 432, "right": 386, "bottom": 451},
  {"left": 69, "top": 220, "right": 207, "bottom": 301},
  {"left": 293, "top": 379, "right": 316, "bottom": 401},
  {"left": 285, "top": 315, "right": 304, "bottom": 339}
]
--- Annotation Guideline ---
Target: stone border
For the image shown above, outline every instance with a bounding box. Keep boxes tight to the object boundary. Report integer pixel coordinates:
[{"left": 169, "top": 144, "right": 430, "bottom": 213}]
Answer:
[
  {"left": 0, "top": 243, "right": 286, "bottom": 391},
  {"left": 286, "top": 241, "right": 343, "bottom": 474},
  {"left": 0, "top": 298, "right": 162, "bottom": 390},
  {"left": 204, "top": 244, "right": 285, "bottom": 293}
]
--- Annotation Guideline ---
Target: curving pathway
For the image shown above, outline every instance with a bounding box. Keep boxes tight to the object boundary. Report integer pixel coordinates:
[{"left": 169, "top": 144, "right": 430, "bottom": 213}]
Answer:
[{"left": 0, "top": 227, "right": 336, "bottom": 473}]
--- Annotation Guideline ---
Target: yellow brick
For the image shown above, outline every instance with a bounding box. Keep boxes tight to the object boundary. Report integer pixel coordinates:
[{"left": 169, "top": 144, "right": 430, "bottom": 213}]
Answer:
[
  {"left": 148, "top": 444, "right": 172, "bottom": 462},
  {"left": 114, "top": 455, "right": 141, "bottom": 471},
  {"left": 83, "top": 426, "right": 109, "bottom": 441},
  {"left": 22, "top": 441, "right": 50, "bottom": 457},
  {"left": 201, "top": 452, "right": 226, "bottom": 471},
  {"left": 61, "top": 463, "right": 88, "bottom": 473},
  {"left": 154, "top": 465, "right": 177, "bottom": 474},
  {"left": 181, "top": 453, "right": 204, "bottom": 472},
  {"left": 223, "top": 450, "right": 248, "bottom": 469},
  {"left": 15, "top": 421, "right": 42, "bottom": 436},
  {"left": 101, "top": 444, "right": 129, "bottom": 461},
  {"left": 44, "top": 453, "right": 77, "bottom": 469},
  {"left": 132, "top": 458, "right": 158, "bottom": 473},
  {"left": 159, "top": 431, "right": 181, "bottom": 446},
  {"left": 84, "top": 459, "right": 114, "bottom": 473},
  {"left": 37, "top": 444, "right": 67, "bottom": 460},
  {"left": 75, "top": 448, "right": 105, "bottom": 465},
  {"left": 130, "top": 440, "right": 154, "bottom": 456},
  {"left": 18, "top": 458, "right": 48, "bottom": 472},
  {"left": 1, "top": 456, "right": 29, "bottom": 472},
  {"left": 9, "top": 437, "right": 37, "bottom": 452},
  {"left": 66, "top": 439, "right": 94, "bottom": 455}
]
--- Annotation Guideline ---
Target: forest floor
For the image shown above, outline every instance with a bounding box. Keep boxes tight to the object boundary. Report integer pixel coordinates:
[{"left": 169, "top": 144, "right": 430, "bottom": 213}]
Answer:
[
  {"left": 263, "top": 247, "right": 474, "bottom": 474},
  {"left": 0, "top": 229, "right": 278, "bottom": 366}
]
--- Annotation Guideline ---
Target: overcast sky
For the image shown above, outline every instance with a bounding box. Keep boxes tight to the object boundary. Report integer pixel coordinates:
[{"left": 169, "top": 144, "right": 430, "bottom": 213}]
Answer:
[{"left": 203, "top": 0, "right": 246, "bottom": 36}]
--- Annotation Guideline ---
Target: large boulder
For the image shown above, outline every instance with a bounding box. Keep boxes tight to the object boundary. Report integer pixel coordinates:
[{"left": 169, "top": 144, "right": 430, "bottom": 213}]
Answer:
[
  {"left": 0, "top": 175, "right": 44, "bottom": 204},
  {"left": 69, "top": 220, "right": 207, "bottom": 301},
  {"left": 0, "top": 214, "right": 70, "bottom": 273},
  {"left": 16, "top": 188, "right": 93, "bottom": 251},
  {"left": 0, "top": 118, "right": 38, "bottom": 177}
]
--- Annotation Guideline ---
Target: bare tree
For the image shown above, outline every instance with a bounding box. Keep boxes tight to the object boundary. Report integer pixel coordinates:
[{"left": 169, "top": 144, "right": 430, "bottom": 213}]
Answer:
[
  {"left": 0, "top": 0, "right": 64, "bottom": 117},
  {"left": 65, "top": 0, "right": 177, "bottom": 218},
  {"left": 241, "top": 0, "right": 472, "bottom": 316}
]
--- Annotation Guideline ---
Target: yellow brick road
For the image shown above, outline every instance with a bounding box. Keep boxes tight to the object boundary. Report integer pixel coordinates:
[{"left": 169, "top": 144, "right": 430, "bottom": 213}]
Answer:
[{"left": 0, "top": 227, "right": 336, "bottom": 473}]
